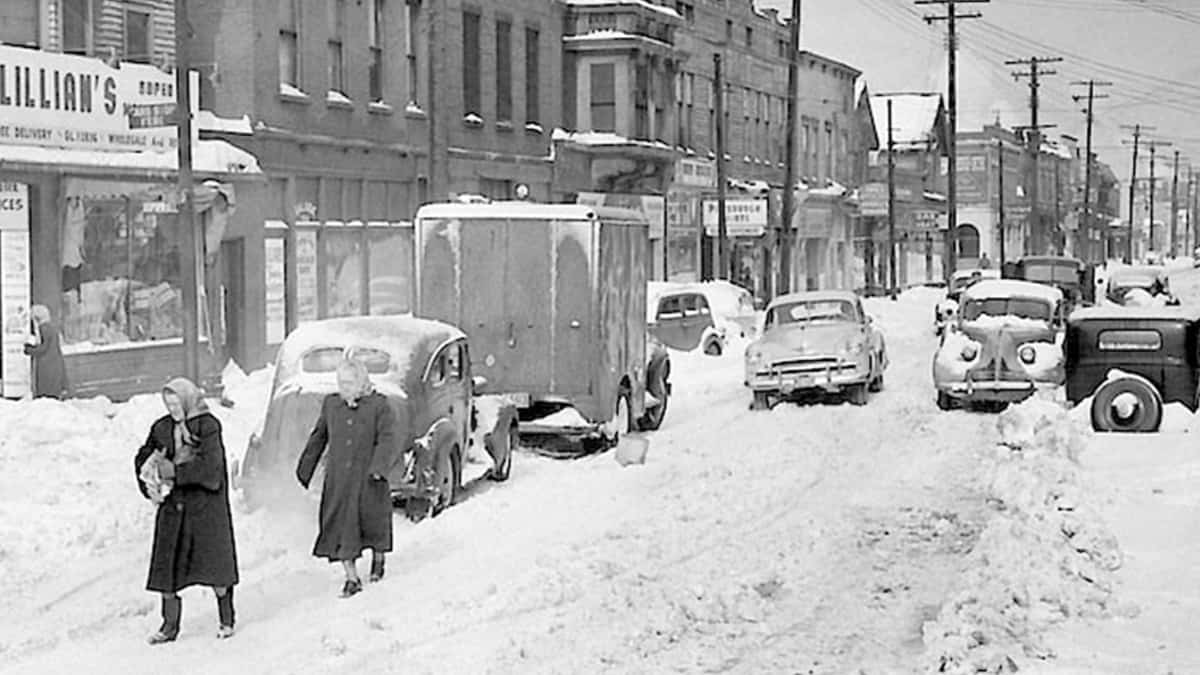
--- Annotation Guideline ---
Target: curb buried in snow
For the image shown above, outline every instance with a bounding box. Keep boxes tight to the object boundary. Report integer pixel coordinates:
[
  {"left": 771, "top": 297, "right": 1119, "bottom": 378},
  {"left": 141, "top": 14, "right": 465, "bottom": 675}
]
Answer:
[{"left": 920, "top": 397, "right": 1130, "bottom": 673}]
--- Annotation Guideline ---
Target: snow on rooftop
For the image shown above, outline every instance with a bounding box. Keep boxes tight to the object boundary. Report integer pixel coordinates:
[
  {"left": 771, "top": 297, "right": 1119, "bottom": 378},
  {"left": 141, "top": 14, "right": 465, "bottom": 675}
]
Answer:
[
  {"left": 196, "top": 110, "right": 253, "bottom": 135},
  {"left": 868, "top": 93, "right": 942, "bottom": 147},
  {"left": 565, "top": 0, "right": 682, "bottom": 20},
  {"left": 564, "top": 29, "right": 671, "bottom": 47},
  {"left": 0, "top": 139, "right": 262, "bottom": 174}
]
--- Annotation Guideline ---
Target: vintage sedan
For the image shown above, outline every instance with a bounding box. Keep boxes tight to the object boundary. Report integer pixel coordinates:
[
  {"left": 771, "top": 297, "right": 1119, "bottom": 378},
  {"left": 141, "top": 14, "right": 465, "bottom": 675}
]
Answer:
[
  {"left": 935, "top": 268, "right": 1001, "bottom": 336},
  {"left": 933, "top": 279, "right": 1065, "bottom": 411},
  {"left": 744, "top": 290, "right": 887, "bottom": 409},
  {"left": 1102, "top": 265, "right": 1179, "bottom": 307},
  {"left": 235, "top": 316, "right": 519, "bottom": 520},
  {"left": 647, "top": 282, "right": 727, "bottom": 355}
]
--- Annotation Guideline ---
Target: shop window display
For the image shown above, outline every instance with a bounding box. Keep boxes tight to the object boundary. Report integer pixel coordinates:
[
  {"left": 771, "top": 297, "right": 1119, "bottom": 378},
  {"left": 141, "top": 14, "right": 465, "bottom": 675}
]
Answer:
[
  {"left": 323, "top": 227, "right": 364, "bottom": 318},
  {"left": 60, "top": 195, "right": 197, "bottom": 349},
  {"left": 367, "top": 226, "right": 412, "bottom": 315}
]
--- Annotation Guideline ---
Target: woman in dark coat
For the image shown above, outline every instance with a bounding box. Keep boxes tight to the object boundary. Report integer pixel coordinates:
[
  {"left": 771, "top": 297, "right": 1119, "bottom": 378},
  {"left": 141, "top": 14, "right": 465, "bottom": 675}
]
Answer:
[
  {"left": 23, "top": 304, "right": 68, "bottom": 399},
  {"left": 296, "top": 358, "right": 398, "bottom": 598},
  {"left": 134, "top": 377, "right": 239, "bottom": 643}
]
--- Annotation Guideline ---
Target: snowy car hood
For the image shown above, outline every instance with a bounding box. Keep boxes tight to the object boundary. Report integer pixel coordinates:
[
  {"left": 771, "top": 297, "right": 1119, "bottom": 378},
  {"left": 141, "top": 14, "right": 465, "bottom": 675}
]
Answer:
[{"left": 758, "top": 322, "right": 860, "bottom": 354}]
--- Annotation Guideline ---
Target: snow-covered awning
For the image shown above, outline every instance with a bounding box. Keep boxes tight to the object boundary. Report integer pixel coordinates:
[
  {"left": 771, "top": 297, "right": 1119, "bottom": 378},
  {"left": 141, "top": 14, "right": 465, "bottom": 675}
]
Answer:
[
  {"left": 0, "top": 139, "right": 262, "bottom": 175},
  {"left": 564, "top": 0, "right": 683, "bottom": 21}
]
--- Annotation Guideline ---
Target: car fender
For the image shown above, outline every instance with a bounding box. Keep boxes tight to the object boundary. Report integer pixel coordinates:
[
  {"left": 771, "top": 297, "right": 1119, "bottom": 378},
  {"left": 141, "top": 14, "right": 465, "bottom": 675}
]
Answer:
[
  {"left": 477, "top": 399, "right": 519, "bottom": 466},
  {"left": 410, "top": 417, "right": 460, "bottom": 488}
]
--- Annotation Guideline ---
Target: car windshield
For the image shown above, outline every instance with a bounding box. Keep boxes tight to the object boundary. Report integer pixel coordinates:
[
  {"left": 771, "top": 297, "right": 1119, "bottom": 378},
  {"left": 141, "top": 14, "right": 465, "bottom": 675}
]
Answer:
[
  {"left": 767, "top": 299, "right": 857, "bottom": 327},
  {"left": 1022, "top": 263, "right": 1078, "bottom": 284},
  {"left": 961, "top": 297, "right": 1052, "bottom": 322}
]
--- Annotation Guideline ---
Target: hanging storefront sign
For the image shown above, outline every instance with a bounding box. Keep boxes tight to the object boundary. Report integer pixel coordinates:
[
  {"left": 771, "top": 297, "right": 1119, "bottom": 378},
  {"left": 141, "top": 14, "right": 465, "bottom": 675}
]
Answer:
[
  {"left": 0, "top": 44, "right": 197, "bottom": 152},
  {"left": 702, "top": 199, "right": 767, "bottom": 237},
  {"left": 673, "top": 158, "right": 717, "bottom": 188},
  {"left": 295, "top": 228, "right": 319, "bottom": 323},
  {"left": 264, "top": 238, "right": 287, "bottom": 344},
  {"left": 913, "top": 210, "right": 948, "bottom": 230},
  {"left": 0, "top": 182, "right": 31, "bottom": 397},
  {"left": 859, "top": 182, "right": 888, "bottom": 216}
]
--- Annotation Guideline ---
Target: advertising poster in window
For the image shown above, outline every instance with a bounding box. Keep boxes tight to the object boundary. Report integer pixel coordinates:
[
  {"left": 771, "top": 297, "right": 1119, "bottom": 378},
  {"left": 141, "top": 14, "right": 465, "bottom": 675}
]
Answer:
[
  {"left": 0, "top": 182, "right": 31, "bottom": 398},
  {"left": 295, "top": 228, "right": 318, "bottom": 323},
  {"left": 264, "top": 238, "right": 286, "bottom": 343}
]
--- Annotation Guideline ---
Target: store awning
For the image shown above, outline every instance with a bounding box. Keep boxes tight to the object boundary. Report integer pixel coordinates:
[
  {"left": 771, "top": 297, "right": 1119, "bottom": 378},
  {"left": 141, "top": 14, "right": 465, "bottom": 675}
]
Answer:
[{"left": 0, "top": 139, "right": 262, "bottom": 176}]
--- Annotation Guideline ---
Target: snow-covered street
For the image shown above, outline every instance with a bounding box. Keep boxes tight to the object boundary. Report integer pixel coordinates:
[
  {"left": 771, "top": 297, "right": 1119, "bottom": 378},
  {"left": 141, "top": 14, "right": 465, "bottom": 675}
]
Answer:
[{"left": 3, "top": 272, "right": 1200, "bottom": 674}]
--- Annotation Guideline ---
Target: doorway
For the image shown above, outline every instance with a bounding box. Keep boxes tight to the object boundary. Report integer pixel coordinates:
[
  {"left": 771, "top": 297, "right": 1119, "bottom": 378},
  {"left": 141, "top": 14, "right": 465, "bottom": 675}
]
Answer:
[{"left": 220, "top": 239, "right": 245, "bottom": 367}]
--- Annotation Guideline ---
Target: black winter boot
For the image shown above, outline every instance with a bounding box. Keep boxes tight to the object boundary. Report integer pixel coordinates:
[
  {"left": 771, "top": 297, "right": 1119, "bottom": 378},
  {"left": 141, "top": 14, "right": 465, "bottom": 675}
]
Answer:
[
  {"left": 148, "top": 595, "right": 181, "bottom": 645},
  {"left": 216, "top": 586, "right": 236, "bottom": 638}
]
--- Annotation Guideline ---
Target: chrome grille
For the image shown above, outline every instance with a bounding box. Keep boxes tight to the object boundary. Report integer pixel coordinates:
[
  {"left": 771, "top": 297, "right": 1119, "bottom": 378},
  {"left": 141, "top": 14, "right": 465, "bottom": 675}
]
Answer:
[{"left": 758, "top": 357, "right": 854, "bottom": 377}]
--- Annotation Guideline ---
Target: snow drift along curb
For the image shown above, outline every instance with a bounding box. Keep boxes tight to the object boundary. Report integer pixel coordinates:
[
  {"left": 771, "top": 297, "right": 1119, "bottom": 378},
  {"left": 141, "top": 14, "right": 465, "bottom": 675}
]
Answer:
[{"left": 921, "top": 398, "right": 1127, "bottom": 673}]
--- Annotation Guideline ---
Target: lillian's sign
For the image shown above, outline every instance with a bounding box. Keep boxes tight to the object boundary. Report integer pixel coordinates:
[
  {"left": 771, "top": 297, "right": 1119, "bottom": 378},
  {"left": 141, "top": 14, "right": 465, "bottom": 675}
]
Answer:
[{"left": 0, "top": 44, "right": 197, "bottom": 153}]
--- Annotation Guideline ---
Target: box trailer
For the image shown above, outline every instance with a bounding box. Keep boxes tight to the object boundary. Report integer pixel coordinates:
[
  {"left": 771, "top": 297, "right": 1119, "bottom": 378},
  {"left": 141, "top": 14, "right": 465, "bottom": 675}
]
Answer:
[{"left": 413, "top": 202, "right": 651, "bottom": 442}]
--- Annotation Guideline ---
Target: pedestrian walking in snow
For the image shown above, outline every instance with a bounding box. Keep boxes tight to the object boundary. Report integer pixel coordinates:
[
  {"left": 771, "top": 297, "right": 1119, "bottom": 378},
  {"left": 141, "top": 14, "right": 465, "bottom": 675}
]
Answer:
[
  {"left": 296, "top": 358, "right": 398, "bottom": 598},
  {"left": 134, "top": 377, "right": 239, "bottom": 644},
  {"left": 23, "top": 304, "right": 69, "bottom": 399}
]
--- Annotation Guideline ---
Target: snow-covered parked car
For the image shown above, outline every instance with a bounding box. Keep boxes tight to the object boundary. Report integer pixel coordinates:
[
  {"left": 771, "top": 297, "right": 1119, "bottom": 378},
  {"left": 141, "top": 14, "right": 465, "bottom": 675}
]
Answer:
[
  {"left": 933, "top": 279, "right": 1065, "bottom": 412},
  {"left": 744, "top": 290, "right": 887, "bottom": 409},
  {"left": 694, "top": 280, "right": 762, "bottom": 339},
  {"left": 1102, "top": 265, "right": 1179, "bottom": 307},
  {"left": 934, "top": 268, "right": 1000, "bottom": 336},
  {"left": 235, "top": 316, "right": 519, "bottom": 520},
  {"left": 647, "top": 282, "right": 726, "bottom": 355},
  {"left": 1065, "top": 305, "right": 1200, "bottom": 432}
]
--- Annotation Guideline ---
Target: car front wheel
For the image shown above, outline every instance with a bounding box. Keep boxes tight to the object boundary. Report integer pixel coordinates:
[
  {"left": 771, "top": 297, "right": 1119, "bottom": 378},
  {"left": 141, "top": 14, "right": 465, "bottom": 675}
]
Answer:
[
  {"left": 847, "top": 383, "right": 869, "bottom": 406},
  {"left": 936, "top": 390, "right": 957, "bottom": 411}
]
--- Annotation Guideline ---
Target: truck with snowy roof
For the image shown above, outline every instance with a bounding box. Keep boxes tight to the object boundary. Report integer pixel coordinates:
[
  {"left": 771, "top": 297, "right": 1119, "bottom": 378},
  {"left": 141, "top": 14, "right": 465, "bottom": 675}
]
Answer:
[{"left": 413, "top": 201, "right": 669, "bottom": 450}]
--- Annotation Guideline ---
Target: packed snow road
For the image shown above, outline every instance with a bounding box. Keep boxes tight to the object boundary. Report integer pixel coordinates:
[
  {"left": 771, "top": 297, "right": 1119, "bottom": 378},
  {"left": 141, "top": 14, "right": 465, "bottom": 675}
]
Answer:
[{"left": 1, "top": 287, "right": 1007, "bottom": 674}]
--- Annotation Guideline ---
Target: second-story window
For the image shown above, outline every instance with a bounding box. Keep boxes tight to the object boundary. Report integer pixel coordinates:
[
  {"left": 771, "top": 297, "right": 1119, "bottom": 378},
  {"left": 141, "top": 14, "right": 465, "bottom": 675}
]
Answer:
[
  {"left": 368, "top": 0, "right": 384, "bottom": 102},
  {"left": 745, "top": 26, "right": 752, "bottom": 49},
  {"left": 496, "top": 19, "right": 512, "bottom": 123},
  {"left": 405, "top": 0, "right": 420, "bottom": 106},
  {"left": 0, "top": 0, "right": 39, "bottom": 48},
  {"left": 328, "top": 0, "right": 345, "bottom": 95},
  {"left": 279, "top": 0, "right": 300, "bottom": 90},
  {"left": 462, "top": 10, "right": 481, "bottom": 117},
  {"left": 62, "top": 0, "right": 91, "bottom": 54},
  {"left": 524, "top": 26, "right": 540, "bottom": 126},
  {"left": 124, "top": 10, "right": 152, "bottom": 63},
  {"left": 590, "top": 63, "right": 615, "bottom": 133}
]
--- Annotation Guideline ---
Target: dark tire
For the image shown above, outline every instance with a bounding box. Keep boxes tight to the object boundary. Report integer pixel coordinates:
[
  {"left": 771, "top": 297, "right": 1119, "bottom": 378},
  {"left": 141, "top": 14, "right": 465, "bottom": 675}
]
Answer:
[
  {"left": 488, "top": 425, "right": 516, "bottom": 482},
  {"left": 750, "top": 391, "right": 772, "bottom": 411},
  {"left": 936, "top": 390, "right": 957, "bottom": 411},
  {"left": 704, "top": 339, "right": 723, "bottom": 356},
  {"left": 847, "top": 383, "right": 869, "bottom": 406},
  {"left": 431, "top": 448, "right": 460, "bottom": 517},
  {"left": 638, "top": 372, "right": 669, "bottom": 431},
  {"left": 1091, "top": 377, "right": 1162, "bottom": 432},
  {"left": 868, "top": 373, "right": 884, "bottom": 393}
]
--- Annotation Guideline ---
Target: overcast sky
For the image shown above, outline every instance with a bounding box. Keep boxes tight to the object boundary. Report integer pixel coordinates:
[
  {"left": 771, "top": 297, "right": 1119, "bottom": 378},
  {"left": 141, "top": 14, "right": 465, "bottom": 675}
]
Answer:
[{"left": 760, "top": 0, "right": 1200, "bottom": 195}]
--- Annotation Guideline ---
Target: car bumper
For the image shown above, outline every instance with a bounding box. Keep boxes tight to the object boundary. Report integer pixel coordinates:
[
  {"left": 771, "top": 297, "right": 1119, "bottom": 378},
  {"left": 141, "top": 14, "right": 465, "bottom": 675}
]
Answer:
[
  {"left": 938, "top": 379, "right": 1057, "bottom": 402},
  {"left": 746, "top": 361, "right": 870, "bottom": 394}
]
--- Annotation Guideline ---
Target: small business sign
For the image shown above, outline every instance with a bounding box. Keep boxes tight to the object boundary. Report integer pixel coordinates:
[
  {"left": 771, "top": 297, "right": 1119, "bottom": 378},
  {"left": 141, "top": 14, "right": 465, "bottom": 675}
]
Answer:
[
  {"left": 674, "top": 158, "right": 717, "bottom": 188},
  {"left": 913, "top": 210, "right": 948, "bottom": 230},
  {"left": 702, "top": 199, "right": 767, "bottom": 237},
  {"left": 860, "top": 182, "right": 888, "bottom": 216},
  {"left": 0, "top": 182, "right": 31, "bottom": 398}
]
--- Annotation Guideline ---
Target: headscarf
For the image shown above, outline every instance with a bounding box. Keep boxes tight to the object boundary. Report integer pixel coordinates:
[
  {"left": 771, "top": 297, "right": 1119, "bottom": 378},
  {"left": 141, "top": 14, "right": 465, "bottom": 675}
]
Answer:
[
  {"left": 30, "top": 305, "right": 51, "bottom": 326},
  {"left": 336, "top": 358, "right": 374, "bottom": 408},
  {"left": 163, "top": 377, "right": 210, "bottom": 447}
]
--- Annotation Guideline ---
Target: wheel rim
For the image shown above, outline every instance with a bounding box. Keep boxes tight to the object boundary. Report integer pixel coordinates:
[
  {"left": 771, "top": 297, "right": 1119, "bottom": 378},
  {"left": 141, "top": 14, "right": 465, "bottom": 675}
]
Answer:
[{"left": 1110, "top": 392, "right": 1142, "bottom": 427}]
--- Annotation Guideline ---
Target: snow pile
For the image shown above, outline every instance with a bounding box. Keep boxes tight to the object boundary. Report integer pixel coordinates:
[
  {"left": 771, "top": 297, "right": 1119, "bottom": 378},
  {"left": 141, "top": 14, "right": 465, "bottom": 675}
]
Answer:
[
  {"left": 921, "top": 399, "right": 1127, "bottom": 673},
  {"left": 965, "top": 315, "right": 1052, "bottom": 331}
]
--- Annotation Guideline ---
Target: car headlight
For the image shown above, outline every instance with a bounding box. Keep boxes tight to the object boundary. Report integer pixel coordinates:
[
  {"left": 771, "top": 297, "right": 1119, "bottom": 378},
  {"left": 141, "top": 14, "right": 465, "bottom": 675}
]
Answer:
[
  {"left": 1018, "top": 345, "right": 1037, "bottom": 364},
  {"left": 841, "top": 338, "right": 867, "bottom": 355},
  {"left": 960, "top": 343, "right": 978, "bottom": 361},
  {"left": 745, "top": 348, "right": 765, "bottom": 364}
]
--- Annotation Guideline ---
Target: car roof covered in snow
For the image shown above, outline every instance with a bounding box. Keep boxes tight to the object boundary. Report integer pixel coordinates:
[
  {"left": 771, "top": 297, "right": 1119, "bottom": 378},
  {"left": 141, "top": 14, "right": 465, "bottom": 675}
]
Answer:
[
  {"left": 1107, "top": 265, "right": 1168, "bottom": 285},
  {"left": 961, "top": 279, "right": 1064, "bottom": 304},
  {"left": 767, "top": 289, "right": 859, "bottom": 308},
  {"left": 414, "top": 201, "right": 647, "bottom": 224},
  {"left": 276, "top": 316, "right": 464, "bottom": 380},
  {"left": 1069, "top": 305, "right": 1200, "bottom": 322}
]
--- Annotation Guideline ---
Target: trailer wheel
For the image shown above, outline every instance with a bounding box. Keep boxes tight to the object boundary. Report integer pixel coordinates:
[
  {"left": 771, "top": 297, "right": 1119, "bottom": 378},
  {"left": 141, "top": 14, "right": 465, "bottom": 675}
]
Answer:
[
  {"left": 1091, "top": 377, "right": 1162, "bottom": 432},
  {"left": 489, "top": 424, "right": 516, "bottom": 482}
]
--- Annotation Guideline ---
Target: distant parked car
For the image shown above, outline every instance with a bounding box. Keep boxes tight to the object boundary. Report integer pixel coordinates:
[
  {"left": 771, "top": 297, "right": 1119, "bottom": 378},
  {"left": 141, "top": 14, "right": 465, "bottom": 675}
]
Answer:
[
  {"left": 647, "top": 282, "right": 726, "bottom": 355},
  {"left": 1102, "top": 265, "right": 1179, "bottom": 307},
  {"left": 744, "top": 290, "right": 887, "bottom": 409},
  {"left": 695, "top": 280, "right": 763, "bottom": 338},
  {"left": 933, "top": 279, "right": 1065, "bottom": 412},
  {"left": 1002, "top": 255, "right": 1094, "bottom": 311},
  {"left": 935, "top": 268, "right": 1001, "bottom": 336},
  {"left": 1065, "top": 305, "right": 1200, "bottom": 432},
  {"left": 235, "top": 316, "right": 519, "bottom": 521}
]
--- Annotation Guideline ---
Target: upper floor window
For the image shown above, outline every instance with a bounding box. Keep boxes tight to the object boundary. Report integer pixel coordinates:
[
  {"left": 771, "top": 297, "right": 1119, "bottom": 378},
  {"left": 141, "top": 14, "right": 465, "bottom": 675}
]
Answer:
[
  {"left": 524, "top": 27, "right": 540, "bottom": 125},
  {"left": 744, "top": 26, "right": 752, "bottom": 49},
  {"left": 328, "top": 0, "right": 346, "bottom": 94},
  {"left": 462, "top": 10, "right": 481, "bottom": 116},
  {"left": 724, "top": 19, "right": 732, "bottom": 42},
  {"left": 279, "top": 0, "right": 300, "bottom": 88},
  {"left": 0, "top": 0, "right": 39, "bottom": 48},
  {"left": 62, "top": 0, "right": 91, "bottom": 54},
  {"left": 496, "top": 19, "right": 512, "bottom": 123},
  {"left": 124, "top": 10, "right": 152, "bottom": 63},
  {"left": 590, "top": 62, "right": 616, "bottom": 133},
  {"left": 405, "top": 1, "right": 420, "bottom": 105}
]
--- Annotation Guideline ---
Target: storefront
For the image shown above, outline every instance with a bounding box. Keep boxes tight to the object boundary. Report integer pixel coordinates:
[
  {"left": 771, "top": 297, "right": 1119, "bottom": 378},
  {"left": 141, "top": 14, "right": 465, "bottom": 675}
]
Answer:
[{"left": 0, "top": 45, "right": 264, "bottom": 400}]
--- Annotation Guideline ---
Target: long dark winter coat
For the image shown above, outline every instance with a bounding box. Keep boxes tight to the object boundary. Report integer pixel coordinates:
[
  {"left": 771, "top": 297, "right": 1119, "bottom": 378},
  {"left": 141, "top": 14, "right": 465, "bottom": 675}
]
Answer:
[
  {"left": 296, "top": 392, "right": 398, "bottom": 561},
  {"left": 23, "top": 320, "right": 68, "bottom": 399},
  {"left": 134, "top": 413, "right": 239, "bottom": 593}
]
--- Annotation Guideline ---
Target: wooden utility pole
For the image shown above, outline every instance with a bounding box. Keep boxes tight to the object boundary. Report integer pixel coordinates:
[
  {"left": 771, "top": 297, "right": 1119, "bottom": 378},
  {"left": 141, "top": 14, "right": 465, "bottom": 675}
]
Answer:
[
  {"left": 1170, "top": 149, "right": 1181, "bottom": 256},
  {"left": 713, "top": 52, "right": 728, "bottom": 281},
  {"left": 779, "top": 0, "right": 801, "bottom": 296},
  {"left": 174, "top": 0, "right": 199, "bottom": 384},
  {"left": 887, "top": 99, "right": 897, "bottom": 299},
  {"left": 1071, "top": 80, "right": 1110, "bottom": 262},
  {"left": 1144, "top": 140, "right": 1172, "bottom": 253},
  {"left": 917, "top": 0, "right": 988, "bottom": 281},
  {"left": 997, "top": 138, "right": 1005, "bottom": 264},
  {"left": 1008, "top": 56, "right": 1062, "bottom": 255},
  {"left": 1186, "top": 167, "right": 1195, "bottom": 253},
  {"left": 1120, "top": 124, "right": 1152, "bottom": 263}
]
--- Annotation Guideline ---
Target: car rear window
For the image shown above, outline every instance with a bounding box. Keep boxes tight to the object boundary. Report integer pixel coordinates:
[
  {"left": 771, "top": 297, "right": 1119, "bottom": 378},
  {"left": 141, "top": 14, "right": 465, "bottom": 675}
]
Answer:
[
  {"left": 1097, "top": 329, "right": 1161, "bottom": 351},
  {"left": 348, "top": 347, "right": 392, "bottom": 373},
  {"left": 300, "top": 346, "right": 392, "bottom": 373}
]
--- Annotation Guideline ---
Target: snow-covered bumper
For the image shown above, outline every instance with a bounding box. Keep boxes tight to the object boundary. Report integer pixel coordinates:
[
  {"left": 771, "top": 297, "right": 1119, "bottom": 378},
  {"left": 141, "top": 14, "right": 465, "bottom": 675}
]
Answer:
[
  {"left": 936, "top": 374, "right": 1061, "bottom": 402},
  {"left": 744, "top": 353, "right": 871, "bottom": 395}
]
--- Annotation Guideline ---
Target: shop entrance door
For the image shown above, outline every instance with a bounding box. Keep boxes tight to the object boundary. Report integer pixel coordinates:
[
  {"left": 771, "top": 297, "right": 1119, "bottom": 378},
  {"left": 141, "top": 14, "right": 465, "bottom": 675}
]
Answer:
[{"left": 220, "top": 239, "right": 245, "bottom": 366}]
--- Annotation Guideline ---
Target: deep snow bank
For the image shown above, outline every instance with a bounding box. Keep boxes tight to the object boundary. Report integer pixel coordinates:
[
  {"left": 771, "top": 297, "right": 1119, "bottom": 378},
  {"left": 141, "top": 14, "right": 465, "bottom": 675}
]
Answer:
[{"left": 921, "top": 397, "right": 1128, "bottom": 673}]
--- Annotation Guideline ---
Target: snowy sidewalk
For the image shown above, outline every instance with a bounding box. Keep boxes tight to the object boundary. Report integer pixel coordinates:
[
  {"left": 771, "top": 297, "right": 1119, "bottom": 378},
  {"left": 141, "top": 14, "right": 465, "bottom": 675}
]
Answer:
[{"left": 1035, "top": 436, "right": 1200, "bottom": 674}]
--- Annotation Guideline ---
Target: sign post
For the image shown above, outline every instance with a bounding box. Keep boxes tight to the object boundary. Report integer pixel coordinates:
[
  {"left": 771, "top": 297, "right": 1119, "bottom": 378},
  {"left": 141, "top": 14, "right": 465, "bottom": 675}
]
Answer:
[{"left": 0, "top": 182, "right": 31, "bottom": 398}]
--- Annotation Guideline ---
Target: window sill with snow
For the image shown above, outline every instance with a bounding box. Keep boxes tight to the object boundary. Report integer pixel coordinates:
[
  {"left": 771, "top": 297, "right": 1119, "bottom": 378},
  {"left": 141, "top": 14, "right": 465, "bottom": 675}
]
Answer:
[
  {"left": 326, "top": 90, "right": 353, "bottom": 109},
  {"left": 278, "top": 83, "right": 311, "bottom": 105}
]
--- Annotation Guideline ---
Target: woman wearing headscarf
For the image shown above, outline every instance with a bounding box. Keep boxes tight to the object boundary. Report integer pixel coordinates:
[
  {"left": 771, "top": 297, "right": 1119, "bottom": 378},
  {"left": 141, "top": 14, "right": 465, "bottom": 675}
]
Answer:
[
  {"left": 23, "top": 304, "right": 69, "bottom": 399},
  {"left": 296, "top": 358, "right": 398, "bottom": 598},
  {"left": 134, "top": 377, "right": 239, "bottom": 643}
]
